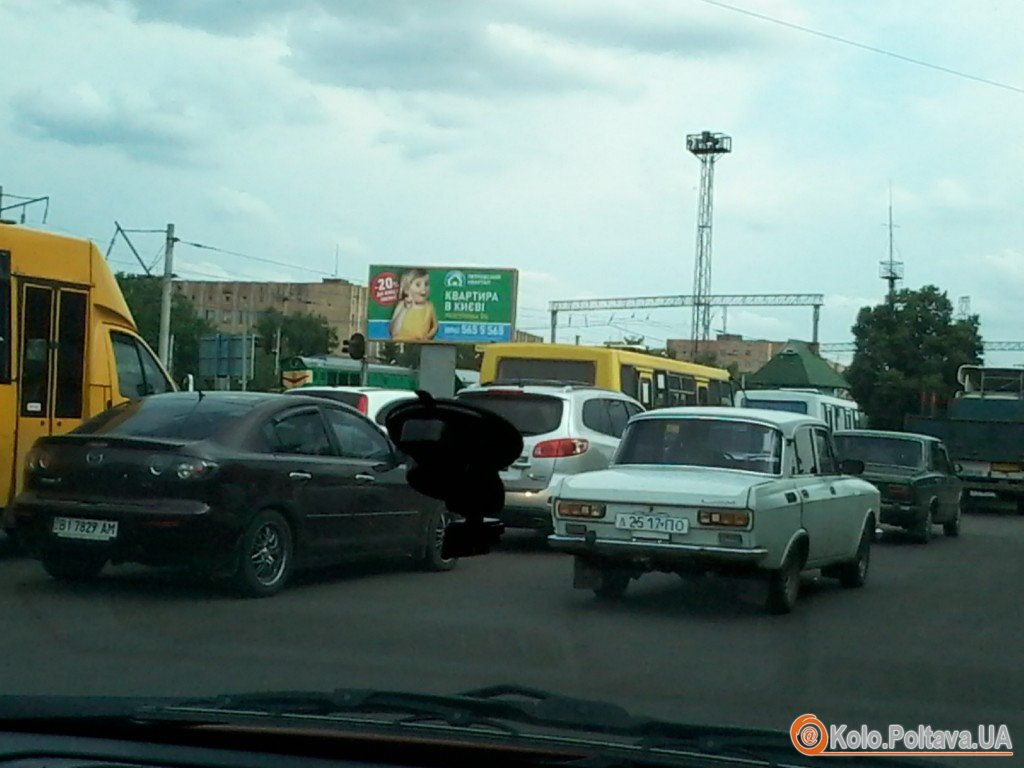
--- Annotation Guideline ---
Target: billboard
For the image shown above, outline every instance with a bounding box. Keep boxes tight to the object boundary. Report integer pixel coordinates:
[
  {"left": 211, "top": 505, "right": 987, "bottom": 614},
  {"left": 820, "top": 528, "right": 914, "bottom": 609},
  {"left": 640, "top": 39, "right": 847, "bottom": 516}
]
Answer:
[{"left": 366, "top": 265, "right": 518, "bottom": 344}]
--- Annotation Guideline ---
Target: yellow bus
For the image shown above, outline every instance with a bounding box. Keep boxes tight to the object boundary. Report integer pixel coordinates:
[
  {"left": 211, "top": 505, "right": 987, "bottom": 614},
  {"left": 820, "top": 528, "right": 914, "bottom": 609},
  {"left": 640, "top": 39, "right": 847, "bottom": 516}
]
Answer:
[
  {"left": 1, "top": 223, "right": 174, "bottom": 528},
  {"left": 478, "top": 343, "right": 733, "bottom": 409}
]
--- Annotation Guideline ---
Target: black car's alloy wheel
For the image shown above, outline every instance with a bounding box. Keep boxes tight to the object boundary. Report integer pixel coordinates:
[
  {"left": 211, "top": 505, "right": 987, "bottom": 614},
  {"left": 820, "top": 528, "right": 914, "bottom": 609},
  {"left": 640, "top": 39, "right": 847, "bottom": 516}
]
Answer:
[{"left": 233, "top": 510, "right": 293, "bottom": 597}]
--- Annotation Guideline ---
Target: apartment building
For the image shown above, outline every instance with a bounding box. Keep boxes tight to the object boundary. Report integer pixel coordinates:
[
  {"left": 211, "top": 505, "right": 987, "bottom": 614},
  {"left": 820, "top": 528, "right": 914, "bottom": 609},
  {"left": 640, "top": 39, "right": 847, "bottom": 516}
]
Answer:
[{"left": 174, "top": 278, "right": 367, "bottom": 353}]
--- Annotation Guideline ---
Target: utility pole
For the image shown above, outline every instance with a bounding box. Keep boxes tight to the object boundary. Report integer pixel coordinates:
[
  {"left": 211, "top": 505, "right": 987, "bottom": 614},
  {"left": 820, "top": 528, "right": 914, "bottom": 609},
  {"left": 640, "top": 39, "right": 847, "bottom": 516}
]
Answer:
[
  {"left": 274, "top": 323, "right": 283, "bottom": 381},
  {"left": 158, "top": 223, "right": 176, "bottom": 368},
  {"left": 686, "top": 131, "right": 732, "bottom": 358}
]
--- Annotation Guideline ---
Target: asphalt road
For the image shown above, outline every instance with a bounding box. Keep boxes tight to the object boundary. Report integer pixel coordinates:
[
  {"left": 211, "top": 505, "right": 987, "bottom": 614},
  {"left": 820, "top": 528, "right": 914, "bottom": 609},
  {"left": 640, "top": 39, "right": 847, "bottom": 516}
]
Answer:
[{"left": 2, "top": 511, "right": 1022, "bottom": 750}]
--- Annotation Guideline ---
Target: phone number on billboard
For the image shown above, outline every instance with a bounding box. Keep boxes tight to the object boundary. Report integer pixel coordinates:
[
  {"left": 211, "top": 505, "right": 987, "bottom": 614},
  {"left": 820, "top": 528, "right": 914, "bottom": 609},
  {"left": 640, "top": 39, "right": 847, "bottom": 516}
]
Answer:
[{"left": 452, "top": 323, "right": 508, "bottom": 337}]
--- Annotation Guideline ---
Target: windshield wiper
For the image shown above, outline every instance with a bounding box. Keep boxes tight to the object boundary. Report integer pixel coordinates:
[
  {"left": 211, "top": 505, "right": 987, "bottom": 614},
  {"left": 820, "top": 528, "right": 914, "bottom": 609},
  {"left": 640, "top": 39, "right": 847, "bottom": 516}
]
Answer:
[{"left": 138, "top": 685, "right": 944, "bottom": 768}]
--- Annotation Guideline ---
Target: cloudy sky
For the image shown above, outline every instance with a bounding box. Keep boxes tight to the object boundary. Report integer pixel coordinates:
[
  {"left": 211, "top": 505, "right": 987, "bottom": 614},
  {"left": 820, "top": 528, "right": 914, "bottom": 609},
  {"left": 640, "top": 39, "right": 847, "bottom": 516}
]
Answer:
[{"left": 3, "top": 0, "right": 1023, "bottom": 363}]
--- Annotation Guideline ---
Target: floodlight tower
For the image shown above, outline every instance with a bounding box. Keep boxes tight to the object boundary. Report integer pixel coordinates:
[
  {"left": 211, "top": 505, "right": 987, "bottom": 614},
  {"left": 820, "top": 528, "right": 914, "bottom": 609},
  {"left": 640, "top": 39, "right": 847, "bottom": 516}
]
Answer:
[{"left": 686, "top": 131, "right": 732, "bottom": 356}]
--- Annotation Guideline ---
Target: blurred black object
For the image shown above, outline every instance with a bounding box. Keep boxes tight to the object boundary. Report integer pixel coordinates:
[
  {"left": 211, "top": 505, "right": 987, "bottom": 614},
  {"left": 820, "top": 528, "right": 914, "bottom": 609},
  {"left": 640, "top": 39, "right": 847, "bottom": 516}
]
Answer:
[{"left": 385, "top": 392, "right": 523, "bottom": 557}]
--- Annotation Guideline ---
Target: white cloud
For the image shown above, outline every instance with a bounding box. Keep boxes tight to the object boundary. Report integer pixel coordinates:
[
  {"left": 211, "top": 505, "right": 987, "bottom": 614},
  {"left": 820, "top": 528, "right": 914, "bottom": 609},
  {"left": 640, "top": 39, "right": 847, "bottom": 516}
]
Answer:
[
  {"left": 206, "top": 188, "right": 277, "bottom": 223},
  {"left": 3, "top": 0, "right": 1024, "bottom": 357}
]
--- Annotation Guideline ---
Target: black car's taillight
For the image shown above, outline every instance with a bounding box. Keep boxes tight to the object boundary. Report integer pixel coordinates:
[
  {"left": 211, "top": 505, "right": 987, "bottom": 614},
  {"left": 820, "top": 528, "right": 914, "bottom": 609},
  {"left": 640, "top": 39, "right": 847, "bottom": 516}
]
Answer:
[{"left": 148, "top": 455, "right": 219, "bottom": 481}]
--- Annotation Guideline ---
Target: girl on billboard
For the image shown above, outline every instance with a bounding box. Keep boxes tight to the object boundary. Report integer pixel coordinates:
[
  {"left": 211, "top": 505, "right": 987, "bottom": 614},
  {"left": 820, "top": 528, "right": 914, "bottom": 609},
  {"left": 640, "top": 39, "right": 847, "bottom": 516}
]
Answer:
[{"left": 390, "top": 268, "right": 439, "bottom": 341}]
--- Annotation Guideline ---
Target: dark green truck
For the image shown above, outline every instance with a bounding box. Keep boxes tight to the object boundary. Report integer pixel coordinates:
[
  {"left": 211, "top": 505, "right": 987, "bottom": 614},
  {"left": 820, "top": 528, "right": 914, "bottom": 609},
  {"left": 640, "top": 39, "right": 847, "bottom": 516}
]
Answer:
[
  {"left": 904, "top": 366, "right": 1024, "bottom": 515},
  {"left": 834, "top": 430, "right": 963, "bottom": 543}
]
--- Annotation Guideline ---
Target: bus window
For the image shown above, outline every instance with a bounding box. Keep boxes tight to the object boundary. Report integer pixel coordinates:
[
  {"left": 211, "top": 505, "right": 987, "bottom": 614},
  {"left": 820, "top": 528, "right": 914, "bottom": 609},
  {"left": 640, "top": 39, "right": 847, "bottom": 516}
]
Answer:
[
  {"left": 698, "top": 385, "right": 709, "bottom": 406},
  {"left": 112, "top": 332, "right": 147, "bottom": 398},
  {"left": 620, "top": 365, "right": 639, "bottom": 399},
  {"left": 138, "top": 341, "right": 172, "bottom": 395},
  {"left": 20, "top": 285, "right": 53, "bottom": 416},
  {"left": 111, "top": 332, "right": 170, "bottom": 398},
  {"left": 54, "top": 291, "right": 87, "bottom": 419},
  {"left": 497, "top": 358, "right": 596, "bottom": 384},
  {"left": 0, "top": 250, "right": 9, "bottom": 383}
]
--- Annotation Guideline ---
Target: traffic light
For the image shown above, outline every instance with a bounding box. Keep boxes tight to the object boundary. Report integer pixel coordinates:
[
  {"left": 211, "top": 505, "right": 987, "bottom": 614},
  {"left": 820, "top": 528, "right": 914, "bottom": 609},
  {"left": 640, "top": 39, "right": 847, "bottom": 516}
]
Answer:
[{"left": 343, "top": 332, "right": 366, "bottom": 361}]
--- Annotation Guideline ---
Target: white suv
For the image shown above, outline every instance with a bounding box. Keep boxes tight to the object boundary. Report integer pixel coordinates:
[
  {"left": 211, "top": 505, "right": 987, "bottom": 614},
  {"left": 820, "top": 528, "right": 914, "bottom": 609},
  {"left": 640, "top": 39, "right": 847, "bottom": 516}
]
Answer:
[{"left": 456, "top": 384, "right": 644, "bottom": 531}]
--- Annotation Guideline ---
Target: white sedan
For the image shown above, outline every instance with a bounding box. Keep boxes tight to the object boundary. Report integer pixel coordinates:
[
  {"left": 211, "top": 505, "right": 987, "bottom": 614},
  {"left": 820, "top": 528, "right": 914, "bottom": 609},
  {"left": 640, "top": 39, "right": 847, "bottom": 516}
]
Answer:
[{"left": 547, "top": 407, "right": 880, "bottom": 614}]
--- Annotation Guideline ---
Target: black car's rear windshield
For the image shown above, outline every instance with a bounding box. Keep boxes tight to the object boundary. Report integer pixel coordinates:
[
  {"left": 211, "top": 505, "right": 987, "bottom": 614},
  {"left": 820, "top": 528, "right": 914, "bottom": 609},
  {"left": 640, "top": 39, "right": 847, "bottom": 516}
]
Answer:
[
  {"left": 457, "top": 392, "right": 564, "bottom": 436},
  {"left": 74, "top": 395, "right": 260, "bottom": 440},
  {"left": 835, "top": 435, "right": 923, "bottom": 468},
  {"left": 285, "top": 389, "right": 362, "bottom": 408}
]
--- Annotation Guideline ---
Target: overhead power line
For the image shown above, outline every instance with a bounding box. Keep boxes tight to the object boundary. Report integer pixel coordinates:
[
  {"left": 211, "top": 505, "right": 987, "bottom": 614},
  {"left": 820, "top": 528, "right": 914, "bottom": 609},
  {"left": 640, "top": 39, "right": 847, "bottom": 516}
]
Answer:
[
  {"left": 695, "top": 0, "right": 1024, "bottom": 96},
  {"left": 177, "top": 239, "right": 334, "bottom": 277}
]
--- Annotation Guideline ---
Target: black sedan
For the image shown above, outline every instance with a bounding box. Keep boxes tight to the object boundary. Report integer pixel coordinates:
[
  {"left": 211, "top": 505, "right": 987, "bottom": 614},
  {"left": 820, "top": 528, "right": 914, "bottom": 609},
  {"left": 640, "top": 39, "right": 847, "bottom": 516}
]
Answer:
[{"left": 12, "top": 392, "right": 454, "bottom": 596}]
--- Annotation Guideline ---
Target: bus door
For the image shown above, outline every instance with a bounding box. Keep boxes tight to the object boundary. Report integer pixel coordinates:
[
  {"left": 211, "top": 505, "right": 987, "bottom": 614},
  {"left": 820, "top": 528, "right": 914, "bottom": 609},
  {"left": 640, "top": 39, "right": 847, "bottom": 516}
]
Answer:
[{"left": 14, "top": 281, "right": 89, "bottom": 495}]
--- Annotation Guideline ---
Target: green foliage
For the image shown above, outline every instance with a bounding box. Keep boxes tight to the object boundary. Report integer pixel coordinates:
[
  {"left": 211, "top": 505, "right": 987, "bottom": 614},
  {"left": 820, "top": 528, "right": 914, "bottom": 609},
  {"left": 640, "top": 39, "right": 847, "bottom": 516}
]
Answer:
[
  {"left": 116, "top": 274, "right": 214, "bottom": 377},
  {"left": 255, "top": 309, "right": 338, "bottom": 360},
  {"left": 846, "top": 285, "right": 983, "bottom": 429}
]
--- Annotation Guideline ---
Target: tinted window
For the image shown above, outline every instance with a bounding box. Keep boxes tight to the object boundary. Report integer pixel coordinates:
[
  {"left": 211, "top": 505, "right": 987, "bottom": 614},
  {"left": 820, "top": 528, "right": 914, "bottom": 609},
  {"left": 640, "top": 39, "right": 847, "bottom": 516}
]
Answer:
[
  {"left": 284, "top": 389, "right": 362, "bottom": 408},
  {"left": 623, "top": 402, "right": 644, "bottom": 420},
  {"left": 616, "top": 418, "right": 782, "bottom": 474},
  {"left": 137, "top": 341, "right": 172, "bottom": 395},
  {"left": 20, "top": 285, "right": 52, "bottom": 416},
  {"left": 111, "top": 332, "right": 147, "bottom": 399},
  {"left": 112, "top": 332, "right": 171, "bottom": 398},
  {"left": 261, "top": 410, "right": 334, "bottom": 456},
  {"left": 54, "top": 291, "right": 87, "bottom": 419},
  {"left": 834, "top": 435, "right": 923, "bottom": 469},
  {"left": 324, "top": 407, "right": 392, "bottom": 460},
  {"left": 607, "top": 400, "right": 630, "bottom": 437},
  {"left": 457, "top": 392, "right": 564, "bottom": 436},
  {"left": 496, "top": 358, "right": 596, "bottom": 385},
  {"left": 620, "top": 365, "right": 639, "bottom": 398},
  {"left": 75, "top": 395, "right": 257, "bottom": 440},
  {"left": 582, "top": 399, "right": 614, "bottom": 436}
]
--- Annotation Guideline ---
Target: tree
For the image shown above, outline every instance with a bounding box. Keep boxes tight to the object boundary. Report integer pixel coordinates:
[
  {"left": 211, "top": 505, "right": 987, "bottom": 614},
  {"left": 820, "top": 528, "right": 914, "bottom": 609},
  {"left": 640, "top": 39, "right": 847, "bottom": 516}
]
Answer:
[
  {"left": 116, "top": 274, "right": 214, "bottom": 378},
  {"left": 846, "top": 285, "right": 983, "bottom": 429},
  {"left": 255, "top": 309, "right": 338, "bottom": 361}
]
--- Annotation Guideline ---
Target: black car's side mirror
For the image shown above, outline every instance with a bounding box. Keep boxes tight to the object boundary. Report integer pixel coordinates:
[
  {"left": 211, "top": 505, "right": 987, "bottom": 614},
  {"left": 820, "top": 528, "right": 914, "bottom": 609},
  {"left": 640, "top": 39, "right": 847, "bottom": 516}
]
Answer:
[
  {"left": 385, "top": 391, "right": 523, "bottom": 558},
  {"left": 839, "top": 458, "right": 865, "bottom": 476}
]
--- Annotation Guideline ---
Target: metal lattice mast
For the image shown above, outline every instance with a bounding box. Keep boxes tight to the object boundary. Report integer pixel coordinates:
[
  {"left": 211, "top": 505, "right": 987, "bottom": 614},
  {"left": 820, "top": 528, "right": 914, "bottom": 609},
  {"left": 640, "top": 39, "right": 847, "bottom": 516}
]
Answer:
[
  {"left": 686, "top": 131, "right": 731, "bottom": 357},
  {"left": 879, "top": 183, "right": 904, "bottom": 302}
]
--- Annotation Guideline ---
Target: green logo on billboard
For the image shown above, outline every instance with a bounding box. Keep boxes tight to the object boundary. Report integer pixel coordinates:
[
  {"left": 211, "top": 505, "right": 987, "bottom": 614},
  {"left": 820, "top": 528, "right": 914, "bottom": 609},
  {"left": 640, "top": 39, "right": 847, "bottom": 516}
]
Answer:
[{"left": 444, "top": 270, "right": 466, "bottom": 287}]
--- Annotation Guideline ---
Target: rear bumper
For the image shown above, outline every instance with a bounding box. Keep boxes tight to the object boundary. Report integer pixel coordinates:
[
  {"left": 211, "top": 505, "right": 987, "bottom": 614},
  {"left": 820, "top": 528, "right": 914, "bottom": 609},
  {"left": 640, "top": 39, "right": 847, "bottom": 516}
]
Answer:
[
  {"left": 11, "top": 493, "right": 240, "bottom": 569},
  {"left": 500, "top": 485, "right": 558, "bottom": 529},
  {"left": 960, "top": 477, "right": 1024, "bottom": 497},
  {"left": 548, "top": 533, "right": 768, "bottom": 569},
  {"left": 879, "top": 502, "right": 923, "bottom": 526}
]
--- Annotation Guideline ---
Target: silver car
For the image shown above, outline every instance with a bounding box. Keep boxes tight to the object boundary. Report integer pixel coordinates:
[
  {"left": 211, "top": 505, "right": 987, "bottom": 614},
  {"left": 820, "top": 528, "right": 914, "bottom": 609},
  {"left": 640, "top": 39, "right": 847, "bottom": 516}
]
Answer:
[{"left": 456, "top": 384, "right": 644, "bottom": 531}]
